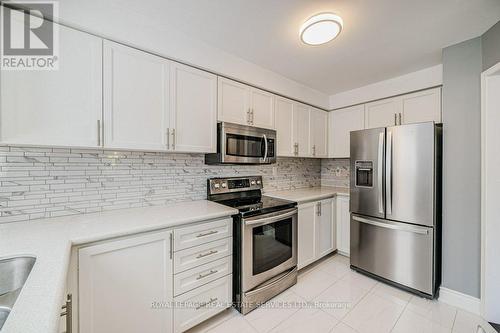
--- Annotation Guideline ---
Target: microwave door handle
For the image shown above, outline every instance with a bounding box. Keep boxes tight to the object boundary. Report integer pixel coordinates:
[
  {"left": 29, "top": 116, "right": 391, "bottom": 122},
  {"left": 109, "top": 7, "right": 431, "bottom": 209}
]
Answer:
[{"left": 263, "top": 134, "right": 268, "bottom": 161}]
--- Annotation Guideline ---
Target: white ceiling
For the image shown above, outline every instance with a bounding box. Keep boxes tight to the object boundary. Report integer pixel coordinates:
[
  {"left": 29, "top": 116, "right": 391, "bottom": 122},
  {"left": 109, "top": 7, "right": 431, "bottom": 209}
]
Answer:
[{"left": 36, "top": 0, "right": 500, "bottom": 95}]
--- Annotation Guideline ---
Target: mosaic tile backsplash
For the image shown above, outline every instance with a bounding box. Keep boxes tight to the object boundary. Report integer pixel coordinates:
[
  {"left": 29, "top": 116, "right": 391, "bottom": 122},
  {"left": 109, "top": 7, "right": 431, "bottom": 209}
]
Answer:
[
  {"left": 0, "top": 146, "right": 323, "bottom": 224},
  {"left": 321, "top": 158, "right": 350, "bottom": 188}
]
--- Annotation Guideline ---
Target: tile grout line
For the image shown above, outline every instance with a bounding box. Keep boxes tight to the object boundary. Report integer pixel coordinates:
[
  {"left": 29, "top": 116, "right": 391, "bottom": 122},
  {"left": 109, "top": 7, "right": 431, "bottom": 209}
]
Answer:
[{"left": 389, "top": 296, "right": 411, "bottom": 332}]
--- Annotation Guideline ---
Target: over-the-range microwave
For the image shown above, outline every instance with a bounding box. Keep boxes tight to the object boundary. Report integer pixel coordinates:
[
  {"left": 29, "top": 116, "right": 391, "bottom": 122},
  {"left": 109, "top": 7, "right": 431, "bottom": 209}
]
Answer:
[{"left": 205, "top": 122, "right": 276, "bottom": 165}]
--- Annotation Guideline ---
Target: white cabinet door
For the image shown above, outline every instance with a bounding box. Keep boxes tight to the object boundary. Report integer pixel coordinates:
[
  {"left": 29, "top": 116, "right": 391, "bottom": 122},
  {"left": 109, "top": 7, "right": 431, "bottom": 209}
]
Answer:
[
  {"left": 328, "top": 105, "right": 365, "bottom": 158},
  {"left": 310, "top": 108, "right": 328, "bottom": 158},
  {"left": 275, "top": 97, "right": 295, "bottom": 156},
  {"left": 170, "top": 62, "right": 217, "bottom": 153},
  {"left": 250, "top": 88, "right": 275, "bottom": 129},
  {"left": 298, "top": 202, "right": 316, "bottom": 269},
  {"left": 104, "top": 40, "right": 170, "bottom": 150},
  {"left": 79, "top": 231, "right": 173, "bottom": 333},
  {"left": 217, "top": 77, "right": 249, "bottom": 125},
  {"left": 317, "top": 198, "right": 335, "bottom": 258},
  {"left": 294, "top": 104, "right": 311, "bottom": 157},
  {"left": 365, "top": 97, "right": 400, "bottom": 129},
  {"left": 0, "top": 23, "right": 102, "bottom": 147},
  {"left": 336, "top": 196, "right": 350, "bottom": 256},
  {"left": 401, "top": 87, "right": 441, "bottom": 124}
]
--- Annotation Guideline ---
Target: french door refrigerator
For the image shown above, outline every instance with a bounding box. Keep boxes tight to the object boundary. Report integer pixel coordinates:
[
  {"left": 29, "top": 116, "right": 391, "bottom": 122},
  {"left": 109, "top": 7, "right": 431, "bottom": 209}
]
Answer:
[{"left": 349, "top": 121, "right": 442, "bottom": 298}]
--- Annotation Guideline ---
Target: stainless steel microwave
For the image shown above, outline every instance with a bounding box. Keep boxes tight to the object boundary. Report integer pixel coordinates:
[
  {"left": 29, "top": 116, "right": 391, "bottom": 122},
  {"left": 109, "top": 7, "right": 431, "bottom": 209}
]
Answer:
[{"left": 205, "top": 122, "right": 276, "bottom": 165}]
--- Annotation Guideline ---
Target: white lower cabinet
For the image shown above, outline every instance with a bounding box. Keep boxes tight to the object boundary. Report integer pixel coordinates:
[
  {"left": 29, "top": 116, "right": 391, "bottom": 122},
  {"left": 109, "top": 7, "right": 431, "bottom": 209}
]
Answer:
[
  {"left": 78, "top": 230, "right": 174, "bottom": 333},
  {"left": 77, "top": 218, "right": 233, "bottom": 333},
  {"left": 336, "top": 196, "right": 351, "bottom": 256},
  {"left": 173, "top": 275, "right": 232, "bottom": 333},
  {"left": 297, "top": 198, "right": 336, "bottom": 269},
  {"left": 297, "top": 201, "right": 316, "bottom": 269}
]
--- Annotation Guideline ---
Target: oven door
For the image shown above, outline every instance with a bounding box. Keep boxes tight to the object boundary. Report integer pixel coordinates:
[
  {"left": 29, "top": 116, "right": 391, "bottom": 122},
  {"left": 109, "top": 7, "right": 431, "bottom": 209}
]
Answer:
[
  {"left": 241, "top": 208, "right": 297, "bottom": 292},
  {"left": 221, "top": 123, "right": 276, "bottom": 164}
]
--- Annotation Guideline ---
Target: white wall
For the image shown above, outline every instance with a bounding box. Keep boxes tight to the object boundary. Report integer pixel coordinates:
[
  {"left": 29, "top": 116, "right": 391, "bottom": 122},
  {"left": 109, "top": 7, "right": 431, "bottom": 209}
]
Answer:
[
  {"left": 51, "top": 4, "right": 330, "bottom": 109},
  {"left": 329, "top": 65, "right": 443, "bottom": 109}
]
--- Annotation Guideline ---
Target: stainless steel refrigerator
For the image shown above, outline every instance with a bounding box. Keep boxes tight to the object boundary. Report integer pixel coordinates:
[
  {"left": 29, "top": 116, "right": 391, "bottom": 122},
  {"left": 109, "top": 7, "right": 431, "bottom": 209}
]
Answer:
[{"left": 349, "top": 121, "right": 442, "bottom": 298}]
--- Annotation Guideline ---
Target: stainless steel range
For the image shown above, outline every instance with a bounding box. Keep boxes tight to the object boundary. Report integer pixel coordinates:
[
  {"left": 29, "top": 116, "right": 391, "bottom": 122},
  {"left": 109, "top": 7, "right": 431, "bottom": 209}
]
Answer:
[{"left": 207, "top": 176, "right": 298, "bottom": 314}]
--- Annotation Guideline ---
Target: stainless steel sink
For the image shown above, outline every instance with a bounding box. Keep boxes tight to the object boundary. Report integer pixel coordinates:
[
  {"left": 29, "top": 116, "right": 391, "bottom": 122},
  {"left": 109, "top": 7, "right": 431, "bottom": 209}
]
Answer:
[{"left": 0, "top": 256, "right": 36, "bottom": 330}]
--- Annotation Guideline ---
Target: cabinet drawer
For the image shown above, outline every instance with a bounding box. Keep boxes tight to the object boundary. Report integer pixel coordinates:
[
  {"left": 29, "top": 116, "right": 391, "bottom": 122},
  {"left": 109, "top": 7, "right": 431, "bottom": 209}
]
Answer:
[
  {"left": 174, "top": 256, "right": 232, "bottom": 296},
  {"left": 174, "top": 238, "right": 232, "bottom": 273},
  {"left": 174, "top": 275, "right": 232, "bottom": 333},
  {"left": 174, "top": 218, "right": 232, "bottom": 251}
]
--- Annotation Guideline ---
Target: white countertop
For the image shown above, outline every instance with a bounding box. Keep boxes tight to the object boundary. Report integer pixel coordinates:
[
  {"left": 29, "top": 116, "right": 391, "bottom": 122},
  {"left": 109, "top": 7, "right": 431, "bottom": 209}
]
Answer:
[
  {"left": 265, "top": 186, "right": 349, "bottom": 204},
  {"left": 0, "top": 200, "right": 238, "bottom": 333}
]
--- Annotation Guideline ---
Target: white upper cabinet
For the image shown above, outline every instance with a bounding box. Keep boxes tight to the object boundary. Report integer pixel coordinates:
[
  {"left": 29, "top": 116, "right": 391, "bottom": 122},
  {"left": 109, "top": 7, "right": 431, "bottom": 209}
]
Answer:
[
  {"left": 217, "top": 77, "right": 249, "bottom": 125},
  {"left": 170, "top": 62, "right": 217, "bottom": 153},
  {"left": 217, "top": 77, "right": 275, "bottom": 129},
  {"left": 364, "top": 87, "right": 442, "bottom": 129},
  {"left": 328, "top": 105, "right": 365, "bottom": 158},
  {"left": 250, "top": 88, "right": 275, "bottom": 129},
  {"left": 0, "top": 23, "right": 102, "bottom": 147},
  {"left": 365, "top": 98, "right": 401, "bottom": 129},
  {"left": 104, "top": 40, "right": 170, "bottom": 150},
  {"left": 294, "top": 104, "right": 311, "bottom": 157},
  {"left": 401, "top": 87, "right": 441, "bottom": 124},
  {"left": 275, "top": 97, "right": 295, "bottom": 156},
  {"left": 310, "top": 108, "right": 328, "bottom": 158}
]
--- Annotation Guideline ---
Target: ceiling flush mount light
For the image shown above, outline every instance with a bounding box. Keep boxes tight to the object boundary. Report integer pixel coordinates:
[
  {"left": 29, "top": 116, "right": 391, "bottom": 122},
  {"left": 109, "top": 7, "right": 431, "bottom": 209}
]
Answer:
[{"left": 299, "top": 13, "right": 343, "bottom": 46}]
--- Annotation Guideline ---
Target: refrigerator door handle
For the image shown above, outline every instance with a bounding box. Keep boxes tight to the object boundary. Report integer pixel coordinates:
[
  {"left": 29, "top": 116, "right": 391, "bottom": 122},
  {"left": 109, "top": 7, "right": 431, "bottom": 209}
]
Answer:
[
  {"left": 377, "top": 132, "right": 384, "bottom": 214},
  {"left": 352, "top": 215, "right": 429, "bottom": 235},
  {"left": 386, "top": 131, "right": 393, "bottom": 215}
]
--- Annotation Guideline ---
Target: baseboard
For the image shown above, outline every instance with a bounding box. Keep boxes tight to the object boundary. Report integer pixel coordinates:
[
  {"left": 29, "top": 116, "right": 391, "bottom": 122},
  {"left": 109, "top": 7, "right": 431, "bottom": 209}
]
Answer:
[{"left": 439, "top": 287, "right": 481, "bottom": 315}]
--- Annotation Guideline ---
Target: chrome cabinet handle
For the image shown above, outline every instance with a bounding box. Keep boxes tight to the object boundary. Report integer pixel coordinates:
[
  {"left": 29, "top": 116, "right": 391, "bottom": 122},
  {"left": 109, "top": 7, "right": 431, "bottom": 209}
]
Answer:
[
  {"left": 197, "top": 269, "right": 218, "bottom": 280},
  {"left": 196, "top": 297, "right": 218, "bottom": 310},
  {"left": 169, "top": 232, "right": 173, "bottom": 259},
  {"left": 293, "top": 143, "right": 298, "bottom": 156},
  {"left": 319, "top": 202, "right": 322, "bottom": 216},
  {"left": 196, "top": 250, "right": 218, "bottom": 259},
  {"left": 394, "top": 113, "right": 397, "bottom": 125},
  {"left": 97, "top": 120, "right": 101, "bottom": 146},
  {"left": 171, "top": 128, "right": 176, "bottom": 150},
  {"left": 247, "top": 109, "right": 251, "bottom": 124},
  {"left": 398, "top": 112, "right": 402, "bottom": 125},
  {"left": 60, "top": 294, "right": 72, "bottom": 333},
  {"left": 166, "top": 128, "right": 170, "bottom": 149},
  {"left": 251, "top": 109, "right": 254, "bottom": 124},
  {"left": 196, "top": 230, "right": 218, "bottom": 238},
  {"left": 316, "top": 202, "right": 320, "bottom": 216},
  {"left": 312, "top": 145, "right": 316, "bottom": 156}
]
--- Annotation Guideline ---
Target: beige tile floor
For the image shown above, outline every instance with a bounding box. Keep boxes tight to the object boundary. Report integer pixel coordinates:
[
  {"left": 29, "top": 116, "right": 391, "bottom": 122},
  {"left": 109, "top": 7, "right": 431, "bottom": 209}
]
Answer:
[{"left": 187, "top": 254, "right": 496, "bottom": 333}]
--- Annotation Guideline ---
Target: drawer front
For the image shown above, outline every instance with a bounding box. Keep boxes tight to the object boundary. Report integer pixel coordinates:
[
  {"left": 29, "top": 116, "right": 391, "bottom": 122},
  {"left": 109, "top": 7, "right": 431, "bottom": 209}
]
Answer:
[
  {"left": 174, "top": 238, "right": 232, "bottom": 273},
  {"left": 174, "top": 275, "right": 232, "bottom": 333},
  {"left": 174, "top": 218, "right": 232, "bottom": 251},
  {"left": 174, "top": 256, "right": 232, "bottom": 296}
]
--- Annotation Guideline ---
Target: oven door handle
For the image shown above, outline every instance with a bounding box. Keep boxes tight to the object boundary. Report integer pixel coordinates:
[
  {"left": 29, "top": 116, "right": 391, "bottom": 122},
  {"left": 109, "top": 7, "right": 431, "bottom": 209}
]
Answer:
[
  {"left": 243, "top": 208, "right": 297, "bottom": 226},
  {"left": 245, "top": 267, "right": 297, "bottom": 297}
]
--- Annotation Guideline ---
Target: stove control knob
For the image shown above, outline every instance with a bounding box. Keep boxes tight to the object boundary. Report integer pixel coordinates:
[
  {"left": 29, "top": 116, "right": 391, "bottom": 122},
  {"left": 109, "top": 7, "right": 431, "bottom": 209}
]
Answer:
[
  {"left": 251, "top": 180, "right": 256, "bottom": 185},
  {"left": 214, "top": 183, "right": 220, "bottom": 189},
  {"left": 256, "top": 180, "right": 261, "bottom": 185},
  {"left": 221, "top": 182, "right": 227, "bottom": 188}
]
